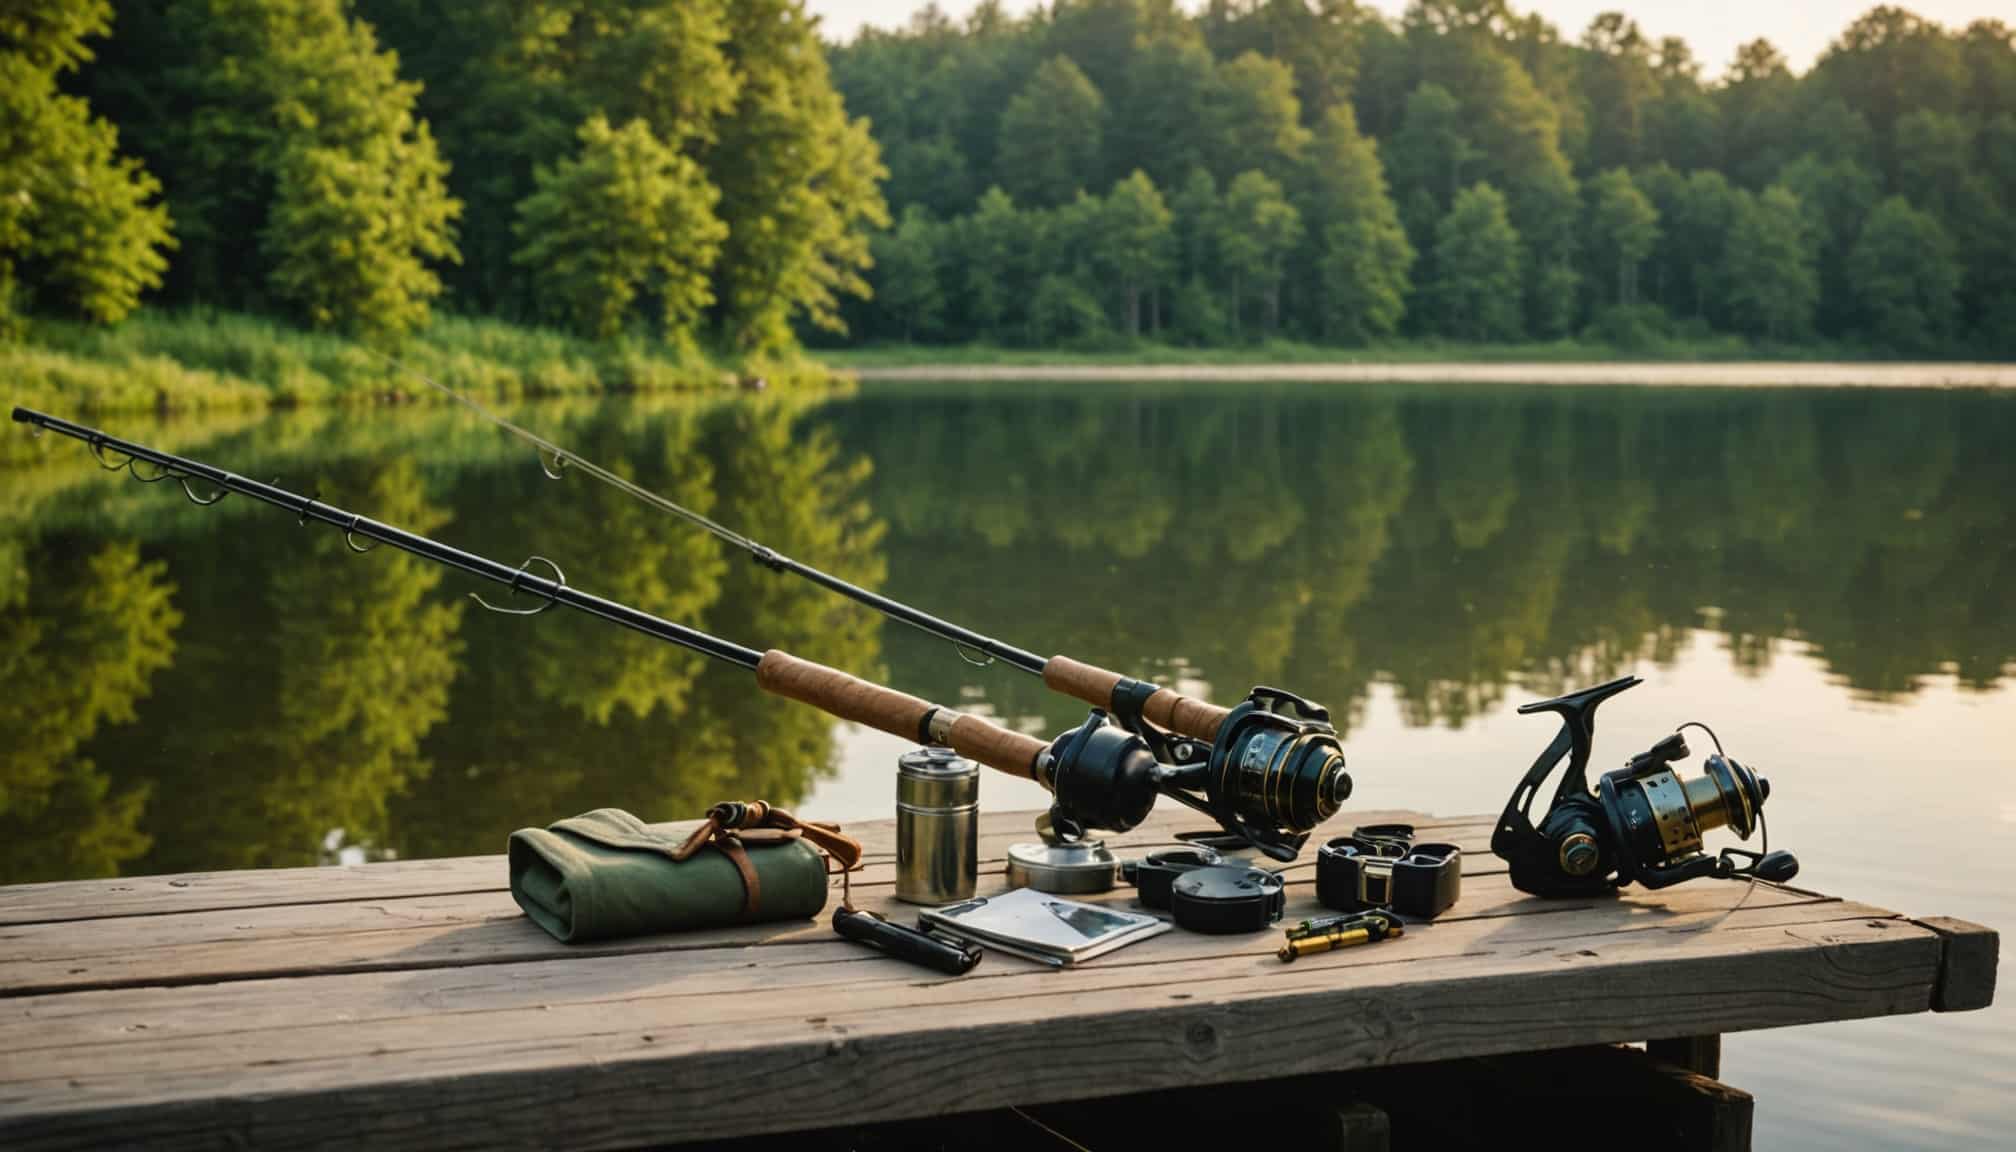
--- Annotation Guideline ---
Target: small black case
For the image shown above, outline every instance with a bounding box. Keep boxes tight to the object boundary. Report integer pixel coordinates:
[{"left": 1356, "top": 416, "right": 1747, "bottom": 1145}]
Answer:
[
  {"left": 1315, "top": 829, "right": 1461, "bottom": 919},
  {"left": 1169, "top": 864, "right": 1286, "bottom": 934}
]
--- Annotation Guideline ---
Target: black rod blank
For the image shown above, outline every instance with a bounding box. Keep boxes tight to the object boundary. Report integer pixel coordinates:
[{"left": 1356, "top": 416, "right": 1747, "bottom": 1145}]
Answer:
[{"left": 11, "top": 406, "right": 765, "bottom": 671}]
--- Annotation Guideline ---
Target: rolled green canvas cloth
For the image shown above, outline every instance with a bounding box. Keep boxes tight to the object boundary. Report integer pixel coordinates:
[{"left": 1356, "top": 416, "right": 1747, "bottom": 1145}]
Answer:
[{"left": 508, "top": 807, "right": 831, "bottom": 943}]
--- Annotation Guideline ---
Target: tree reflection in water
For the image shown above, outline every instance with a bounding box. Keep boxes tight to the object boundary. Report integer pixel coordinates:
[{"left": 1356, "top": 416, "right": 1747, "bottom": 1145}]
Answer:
[{"left": 0, "top": 383, "right": 2010, "bottom": 881}]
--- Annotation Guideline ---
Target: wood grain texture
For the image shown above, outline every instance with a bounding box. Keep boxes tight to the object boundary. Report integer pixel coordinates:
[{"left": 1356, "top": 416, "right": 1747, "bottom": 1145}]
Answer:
[
  {"left": 0, "top": 807, "right": 1985, "bottom": 1152},
  {"left": 1913, "top": 916, "right": 1997, "bottom": 1012}
]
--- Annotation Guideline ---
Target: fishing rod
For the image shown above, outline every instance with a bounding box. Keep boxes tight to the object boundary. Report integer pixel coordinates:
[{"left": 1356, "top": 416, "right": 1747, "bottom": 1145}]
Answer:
[
  {"left": 14, "top": 407, "right": 1351, "bottom": 858},
  {"left": 390, "top": 362, "right": 1351, "bottom": 850}
]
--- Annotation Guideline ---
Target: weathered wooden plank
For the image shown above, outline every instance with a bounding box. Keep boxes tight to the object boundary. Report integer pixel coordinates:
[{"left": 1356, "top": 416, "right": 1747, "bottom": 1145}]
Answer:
[
  {"left": 0, "top": 912, "right": 1940, "bottom": 1151},
  {"left": 1912, "top": 916, "right": 1998, "bottom": 1012},
  {"left": 0, "top": 850, "right": 1798, "bottom": 996},
  {"left": 0, "top": 889, "right": 1879, "bottom": 1060},
  {"left": 0, "top": 808, "right": 1465, "bottom": 925}
]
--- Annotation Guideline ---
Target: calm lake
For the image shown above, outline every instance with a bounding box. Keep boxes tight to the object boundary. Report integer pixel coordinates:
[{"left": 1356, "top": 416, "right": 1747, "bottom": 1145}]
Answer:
[{"left": 3, "top": 379, "right": 2010, "bottom": 1147}]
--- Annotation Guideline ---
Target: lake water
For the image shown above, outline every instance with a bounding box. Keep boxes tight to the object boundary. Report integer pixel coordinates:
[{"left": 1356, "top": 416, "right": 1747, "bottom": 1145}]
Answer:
[{"left": 2, "top": 379, "right": 2010, "bottom": 1147}]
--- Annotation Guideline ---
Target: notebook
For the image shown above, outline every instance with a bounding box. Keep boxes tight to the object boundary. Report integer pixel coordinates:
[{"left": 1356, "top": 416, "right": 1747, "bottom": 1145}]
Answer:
[{"left": 918, "top": 887, "right": 1170, "bottom": 966}]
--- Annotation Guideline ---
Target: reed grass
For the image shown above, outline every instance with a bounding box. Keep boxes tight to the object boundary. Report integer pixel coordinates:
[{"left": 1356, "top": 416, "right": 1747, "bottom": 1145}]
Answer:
[{"left": 7, "top": 310, "right": 833, "bottom": 418}]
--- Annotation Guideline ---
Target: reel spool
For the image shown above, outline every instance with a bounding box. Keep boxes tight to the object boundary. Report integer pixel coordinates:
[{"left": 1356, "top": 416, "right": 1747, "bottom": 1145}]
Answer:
[
  {"left": 1038, "top": 685, "right": 1352, "bottom": 862},
  {"left": 1491, "top": 676, "right": 1799, "bottom": 898}
]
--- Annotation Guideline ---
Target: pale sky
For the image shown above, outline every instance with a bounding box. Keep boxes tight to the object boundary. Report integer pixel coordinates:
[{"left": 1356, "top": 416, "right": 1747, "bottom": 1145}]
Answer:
[{"left": 807, "top": 2, "right": 2010, "bottom": 76}]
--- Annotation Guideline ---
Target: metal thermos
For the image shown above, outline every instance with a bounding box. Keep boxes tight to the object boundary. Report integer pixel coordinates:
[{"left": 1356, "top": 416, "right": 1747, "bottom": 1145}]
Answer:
[{"left": 895, "top": 745, "right": 979, "bottom": 904}]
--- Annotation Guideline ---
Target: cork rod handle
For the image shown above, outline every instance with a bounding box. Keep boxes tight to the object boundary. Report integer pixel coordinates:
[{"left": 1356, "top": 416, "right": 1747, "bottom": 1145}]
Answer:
[
  {"left": 755, "top": 650, "right": 1045, "bottom": 780},
  {"left": 1041, "top": 654, "right": 1232, "bottom": 743}
]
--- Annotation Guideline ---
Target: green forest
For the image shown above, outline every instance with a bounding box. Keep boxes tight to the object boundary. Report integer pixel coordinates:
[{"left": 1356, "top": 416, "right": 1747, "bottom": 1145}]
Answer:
[
  {"left": 2, "top": 1, "right": 2012, "bottom": 410},
  {"left": 1, "top": 0, "right": 887, "bottom": 409},
  {"left": 830, "top": 1, "right": 2016, "bottom": 355}
]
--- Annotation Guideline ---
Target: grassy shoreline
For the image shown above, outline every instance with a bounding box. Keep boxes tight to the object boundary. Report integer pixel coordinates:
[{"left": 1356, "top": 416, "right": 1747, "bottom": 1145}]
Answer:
[
  {"left": 815, "top": 336, "right": 1902, "bottom": 369},
  {"left": 5, "top": 311, "right": 833, "bottom": 418}
]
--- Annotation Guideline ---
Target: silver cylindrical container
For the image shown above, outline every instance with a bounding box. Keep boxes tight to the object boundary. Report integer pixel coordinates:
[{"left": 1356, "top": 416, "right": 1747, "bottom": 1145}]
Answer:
[{"left": 895, "top": 745, "right": 979, "bottom": 904}]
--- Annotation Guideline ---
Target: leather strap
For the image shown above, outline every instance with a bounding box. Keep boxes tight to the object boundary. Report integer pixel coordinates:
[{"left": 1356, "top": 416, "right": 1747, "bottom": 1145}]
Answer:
[{"left": 672, "top": 801, "right": 865, "bottom": 916}]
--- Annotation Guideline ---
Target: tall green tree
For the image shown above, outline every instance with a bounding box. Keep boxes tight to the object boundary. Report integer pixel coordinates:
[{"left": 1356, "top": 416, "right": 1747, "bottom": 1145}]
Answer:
[
  {"left": 1584, "top": 167, "right": 1659, "bottom": 309},
  {"left": 1432, "top": 182, "right": 1523, "bottom": 341},
  {"left": 1095, "top": 171, "right": 1175, "bottom": 338},
  {"left": 0, "top": 1, "right": 172, "bottom": 327},
  {"left": 872, "top": 204, "right": 945, "bottom": 342},
  {"left": 1303, "top": 105, "right": 1413, "bottom": 342},
  {"left": 1207, "top": 52, "right": 1309, "bottom": 181},
  {"left": 997, "top": 55, "right": 1106, "bottom": 208},
  {"left": 1113, "top": 32, "right": 1216, "bottom": 188},
  {"left": 1386, "top": 84, "right": 1477, "bottom": 252},
  {"left": 1217, "top": 169, "right": 1302, "bottom": 336},
  {"left": 1849, "top": 196, "right": 1961, "bottom": 352},
  {"left": 951, "top": 185, "right": 1030, "bottom": 341},
  {"left": 152, "top": 0, "right": 461, "bottom": 337},
  {"left": 1577, "top": 11, "right": 1658, "bottom": 172},
  {"left": 511, "top": 115, "right": 726, "bottom": 344},
  {"left": 1721, "top": 185, "right": 1817, "bottom": 341},
  {"left": 352, "top": 0, "right": 737, "bottom": 311},
  {"left": 708, "top": 0, "right": 888, "bottom": 353}
]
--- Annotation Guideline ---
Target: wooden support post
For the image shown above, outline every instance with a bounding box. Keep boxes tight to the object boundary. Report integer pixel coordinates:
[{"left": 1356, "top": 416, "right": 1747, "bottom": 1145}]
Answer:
[{"left": 1648, "top": 1034, "right": 1723, "bottom": 1078}]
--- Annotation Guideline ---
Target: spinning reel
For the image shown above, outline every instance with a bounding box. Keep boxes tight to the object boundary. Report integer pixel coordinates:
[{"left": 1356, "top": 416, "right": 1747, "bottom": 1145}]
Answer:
[
  {"left": 1034, "top": 684, "right": 1352, "bottom": 861},
  {"left": 1492, "top": 676, "right": 1798, "bottom": 898}
]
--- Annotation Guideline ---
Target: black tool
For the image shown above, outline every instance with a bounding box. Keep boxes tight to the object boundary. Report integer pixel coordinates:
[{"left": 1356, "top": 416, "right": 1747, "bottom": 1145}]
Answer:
[
  {"left": 1316, "top": 827, "right": 1461, "bottom": 919},
  {"left": 1491, "top": 676, "right": 1800, "bottom": 898},
  {"left": 1167, "top": 865, "right": 1285, "bottom": 934},
  {"left": 1278, "top": 910, "right": 1404, "bottom": 962},
  {"left": 1121, "top": 846, "right": 1223, "bottom": 910},
  {"left": 832, "top": 907, "right": 983, "bottom": 975}
]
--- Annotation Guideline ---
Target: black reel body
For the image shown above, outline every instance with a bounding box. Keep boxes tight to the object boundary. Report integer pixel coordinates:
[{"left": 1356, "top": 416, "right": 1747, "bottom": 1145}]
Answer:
[
  {"left": 1036, "top": 683, "right": 1351, "bottom": 862},
  {"left": 1492, "top": 676, "right": 1798, "bottom": 898}
]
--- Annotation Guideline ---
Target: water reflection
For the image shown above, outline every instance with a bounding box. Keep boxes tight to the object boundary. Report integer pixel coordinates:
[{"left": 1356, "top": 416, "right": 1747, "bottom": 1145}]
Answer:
[{"left": 0, "top": 383, "right": 2010, "bottom": 882}]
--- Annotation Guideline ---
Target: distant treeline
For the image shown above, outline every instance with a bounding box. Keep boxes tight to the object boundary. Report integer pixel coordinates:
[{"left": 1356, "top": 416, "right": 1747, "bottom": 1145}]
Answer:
[
  {"left": 1, "top": 2, "right": 886, "bottom": 357},
  {"left": 829, "top": 2, "right": 2016, "bottom": 354}
]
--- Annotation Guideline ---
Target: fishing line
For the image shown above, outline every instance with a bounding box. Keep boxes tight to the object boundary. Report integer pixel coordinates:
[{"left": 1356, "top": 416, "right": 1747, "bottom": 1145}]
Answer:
[{"left": 371, "top": 349, "right": 1041, "bottom": 673}]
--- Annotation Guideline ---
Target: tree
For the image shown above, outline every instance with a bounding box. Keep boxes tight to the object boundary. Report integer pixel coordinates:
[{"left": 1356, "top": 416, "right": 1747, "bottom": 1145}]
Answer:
[
  {"left": 997, "top": 55, "right": 1105, "bottom": 208},
  {"left": 1721, "top": 185, "right": 1816, "bottom": 341},
  {"left": 1303, "top": 105, "right": 1413, "bottom": 343},
  {"left": 872, "top": 204, "right": 944, "bottom": 342},
  {"left": 709, "top": 0, "right": 889, "bottom": 353},
  {"left": 1849, "top": 197, "right": 1961, "bottom": 352},
  {"left": 1662, "top": 169, "right": 1739, "bottom": 321},
  {"left": 1094, "top": 171, "right": 1174, "bottom": 338},
  {"left": 1207, "top": 52, "right": 1309, "bottom": 181},
  {"left": 349, "top": 0, "right": 737, "bottom": 311},
  {"left": 511, "top": 115, "right": 727, "bottom": 344},
  {"left": 1385, "top": 84, "right": 1476, "bottom": 251},
  {"left": 1716, "top": 38, "right": 1800, "bottom": 189},
  {"left": 952, "top": 186, "right": 1027, "bottom": 341},
  {"left": 1777, "top": 151, "right": 1879, "bottom": 333},
  {"left": 1217, "top": 169, "right": 1302, "bottom": 336},
  {"left": 0, "top": 1, "right": 172, "bottom": 326},
  {"left": 134, "top": 0, "right": 461, "bottom": 337},
  {"left": 1585, "top": 168, "right": 1659, "bottom": 309},
  {"left": 1113, "top": 32, "right": 1216, "bottom": 188},
  {"left": 1432, "top": 183, "right": 1523, "bottom": 341},
  {"left": 1577, "top": 12, "right": 1658, "bottom": 172}
]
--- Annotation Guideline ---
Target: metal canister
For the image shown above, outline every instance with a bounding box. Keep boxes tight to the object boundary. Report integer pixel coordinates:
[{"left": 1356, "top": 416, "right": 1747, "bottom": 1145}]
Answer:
[{"left": 895, "top": 745, "right": 979, "bottom": 904}]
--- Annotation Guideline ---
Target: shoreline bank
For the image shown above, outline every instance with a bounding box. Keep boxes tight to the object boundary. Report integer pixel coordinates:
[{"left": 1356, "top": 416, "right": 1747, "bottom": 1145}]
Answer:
[{"left": 847, "top": 361, "right": 2016, "bottom": 388}]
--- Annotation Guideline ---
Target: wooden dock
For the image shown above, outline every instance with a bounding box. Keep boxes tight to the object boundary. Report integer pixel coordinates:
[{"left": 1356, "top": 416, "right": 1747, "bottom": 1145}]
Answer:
[{"left": 0, "top": 807, "right": 1995, "bottom": 1150}]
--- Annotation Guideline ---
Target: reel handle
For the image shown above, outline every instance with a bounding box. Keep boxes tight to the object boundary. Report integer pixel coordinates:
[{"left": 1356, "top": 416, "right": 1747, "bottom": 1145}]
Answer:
[
  {"left": 756, "top": 650, "right": 1046, "bottom": 779},
  {"left": 1042, "top": 655, "right": 1230, "bottom": 742}
]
